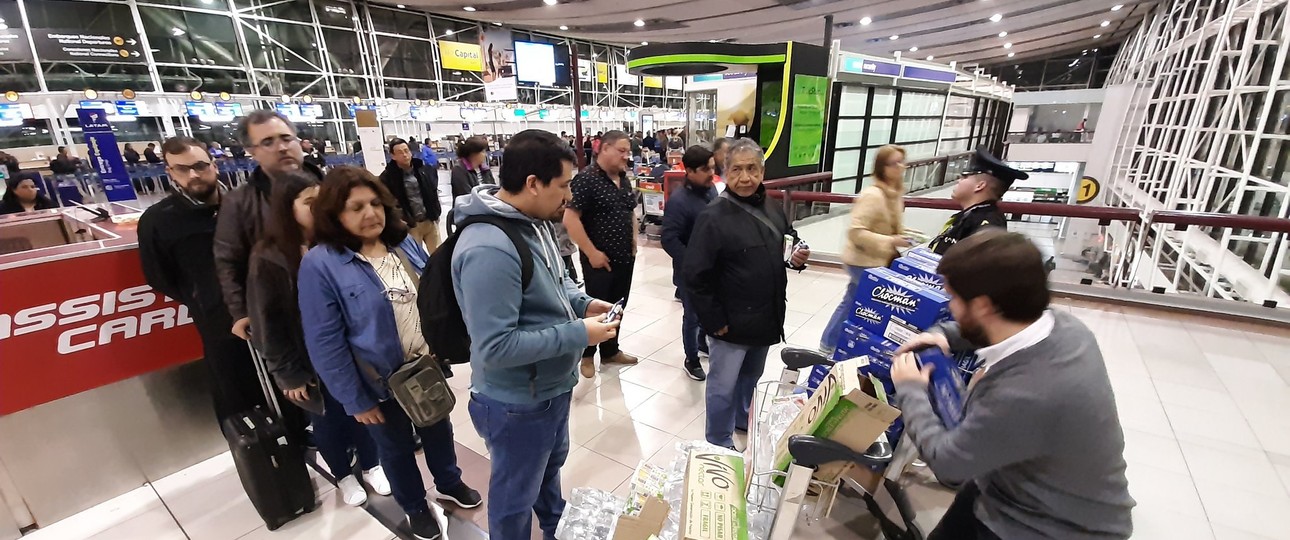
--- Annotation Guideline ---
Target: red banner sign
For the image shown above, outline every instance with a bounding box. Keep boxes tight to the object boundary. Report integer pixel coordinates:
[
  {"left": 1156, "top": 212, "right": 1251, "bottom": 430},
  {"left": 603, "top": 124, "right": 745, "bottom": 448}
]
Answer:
[{"left": 0, "top": 248, "right": 203, "bottom": 414}]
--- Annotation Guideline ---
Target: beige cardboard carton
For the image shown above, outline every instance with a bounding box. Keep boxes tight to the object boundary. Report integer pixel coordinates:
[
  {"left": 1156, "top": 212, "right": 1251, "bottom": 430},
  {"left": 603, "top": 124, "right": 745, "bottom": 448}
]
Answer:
[
  {"left": 773, "top": 358, "right": 901, "bottom": 483},
  {"left": 613, "top": 497, "right": 669, "bottom": 540}
]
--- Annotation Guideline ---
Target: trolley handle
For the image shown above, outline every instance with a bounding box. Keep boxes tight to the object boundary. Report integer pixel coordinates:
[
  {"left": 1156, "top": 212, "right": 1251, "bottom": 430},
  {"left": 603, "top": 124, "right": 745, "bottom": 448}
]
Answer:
[
  {"left": 780, "top": 347, "right": 835, "bottom": 372},
  {"left": 787, "top": 435, "right": 893, "bottom": 470}
]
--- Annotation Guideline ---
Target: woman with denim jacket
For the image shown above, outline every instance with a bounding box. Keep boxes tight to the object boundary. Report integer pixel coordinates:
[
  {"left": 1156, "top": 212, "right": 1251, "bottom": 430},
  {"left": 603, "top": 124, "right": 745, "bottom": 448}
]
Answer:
[
  {"left": 297, "top": 166, "right": 480, "bottom": 540},
  {"left": 247, "top": 170, "right": 387, "bottom": 508}
]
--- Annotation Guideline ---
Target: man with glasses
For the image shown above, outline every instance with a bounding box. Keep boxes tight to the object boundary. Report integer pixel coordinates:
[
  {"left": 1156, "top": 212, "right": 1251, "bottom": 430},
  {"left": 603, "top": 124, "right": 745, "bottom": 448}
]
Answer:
[
  {"left": 564, "top": 130, "right": 641, "bottom": 378},
  {"left": 139, "top": 136, "right": 267, "bottom": 422},
  {"left": 684, "top": 139, "right": 810, "bottom": 450},
  {"left": 214, "top": 109, "right": 323, "bottom": 341},
  {"left": 928, "top": 148, "right": 1028, "bottom": 255}
]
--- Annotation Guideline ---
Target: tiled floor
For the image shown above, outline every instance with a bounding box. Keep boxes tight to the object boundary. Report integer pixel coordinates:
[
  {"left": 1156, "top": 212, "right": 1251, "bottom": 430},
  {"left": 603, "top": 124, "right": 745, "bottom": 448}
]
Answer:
[{"left": 22, "top": 241, "right": 1290, "bottom": 539}]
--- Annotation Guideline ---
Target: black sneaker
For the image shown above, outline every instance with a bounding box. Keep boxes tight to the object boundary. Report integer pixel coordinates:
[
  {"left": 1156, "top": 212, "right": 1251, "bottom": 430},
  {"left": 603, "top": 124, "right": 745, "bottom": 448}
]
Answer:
[
  {"left": 436, "top": 483, "right": 482, "bottom": 509},
  {"left": 684, "top": 359, "right": 707, "bottom": 381},
  {"left": 406, "top": 511, "right": 442, "bottom": 540}
]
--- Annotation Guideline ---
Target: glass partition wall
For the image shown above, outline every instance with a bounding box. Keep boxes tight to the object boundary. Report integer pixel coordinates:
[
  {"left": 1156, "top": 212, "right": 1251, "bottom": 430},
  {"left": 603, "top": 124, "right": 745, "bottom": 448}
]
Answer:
[
  {"left": 0, "top": 0, "right": 686, "bottom": 150},
  {"left": 824, "top": 82, "right": 1010, "bottom": 195}
]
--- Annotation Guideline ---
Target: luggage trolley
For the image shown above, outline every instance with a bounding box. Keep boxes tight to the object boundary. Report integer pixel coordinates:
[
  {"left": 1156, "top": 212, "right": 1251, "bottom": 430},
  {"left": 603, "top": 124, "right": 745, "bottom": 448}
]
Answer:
[{"left": 746, "top": 347, "right": 924, "bottom": 540}]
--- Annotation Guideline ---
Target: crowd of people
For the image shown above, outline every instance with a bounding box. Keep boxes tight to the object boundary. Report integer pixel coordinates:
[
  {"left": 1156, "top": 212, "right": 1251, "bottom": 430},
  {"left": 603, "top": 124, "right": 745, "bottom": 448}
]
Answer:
[{"left": 122, "top": 105, "right": 1135, "bottom": 540}]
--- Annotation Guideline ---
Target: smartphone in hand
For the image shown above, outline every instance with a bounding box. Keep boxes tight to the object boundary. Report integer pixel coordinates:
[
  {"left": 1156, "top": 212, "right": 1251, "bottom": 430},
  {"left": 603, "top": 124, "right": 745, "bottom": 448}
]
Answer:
[{"left": 602, "top": 299, "right": 627, "bottom": 323}]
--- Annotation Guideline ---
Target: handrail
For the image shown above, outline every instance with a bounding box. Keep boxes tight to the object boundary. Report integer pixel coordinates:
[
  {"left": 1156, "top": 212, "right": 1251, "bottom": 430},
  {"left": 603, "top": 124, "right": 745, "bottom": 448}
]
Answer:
[
  {"left": 1151, "top": 210, "right": 1290, "bottom": 234},
  {"left": 763, "top": 172, "right": 832, "bottom": 189},
  {"left": 768, "top": 190, "right": 1144, "bottom": 223}
]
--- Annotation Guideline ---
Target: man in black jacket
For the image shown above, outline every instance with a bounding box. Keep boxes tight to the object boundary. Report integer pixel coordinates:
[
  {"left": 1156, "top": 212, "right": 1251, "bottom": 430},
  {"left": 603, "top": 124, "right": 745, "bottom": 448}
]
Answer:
[
  {"left": 301, "top": 138, "right": 327, "bottom": 171},
  {"left": 214, "top": 110, "right": 323, "bottom": 341},
  {"left": 380, "top": 137, "right": 442, "bottom": 251},
  {"left": 928, "top": 147, "right": 1027, "bottom": 254},
  {"left": 662, "top": 145, "right": 717, "bottom": 382},
  {"left": 684, "top": 139, "right": 810, "bottom": 450},
  {"left": 139, "top": 136, "right": 266, "bottom": 421}
]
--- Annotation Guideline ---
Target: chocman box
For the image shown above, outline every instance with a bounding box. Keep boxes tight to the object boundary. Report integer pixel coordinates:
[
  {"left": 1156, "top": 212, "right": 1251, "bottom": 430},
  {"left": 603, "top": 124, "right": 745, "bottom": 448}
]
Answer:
[
  {"left": 891, "top": 255, "right": 943, "bottom": 290},
  {"left": 846, "top": 268, "right": 952, "bottom": 345}
]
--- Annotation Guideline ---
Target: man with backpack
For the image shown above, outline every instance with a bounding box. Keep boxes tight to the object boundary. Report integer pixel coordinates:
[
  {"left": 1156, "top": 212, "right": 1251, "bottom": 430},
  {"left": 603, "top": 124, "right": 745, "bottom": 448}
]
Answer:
[{"left": 422, "top": 129, "right": 618, "bottom": 539}]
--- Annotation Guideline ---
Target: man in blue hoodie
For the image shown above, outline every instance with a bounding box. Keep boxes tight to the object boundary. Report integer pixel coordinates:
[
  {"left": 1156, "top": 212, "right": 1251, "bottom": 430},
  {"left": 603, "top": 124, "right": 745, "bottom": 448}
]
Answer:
[{"left": 452, "top": 129, "right": 620, "bottom": 540}]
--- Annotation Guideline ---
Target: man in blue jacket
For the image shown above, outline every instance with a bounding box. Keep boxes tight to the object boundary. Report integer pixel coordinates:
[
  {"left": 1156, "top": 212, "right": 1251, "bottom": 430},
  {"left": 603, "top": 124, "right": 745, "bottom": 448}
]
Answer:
[
  {"left": 662, "top": 145, "right": 717, "bottom": 381},
  {"left": 452, "top": 129, "right": 619, "bottom": 540}
]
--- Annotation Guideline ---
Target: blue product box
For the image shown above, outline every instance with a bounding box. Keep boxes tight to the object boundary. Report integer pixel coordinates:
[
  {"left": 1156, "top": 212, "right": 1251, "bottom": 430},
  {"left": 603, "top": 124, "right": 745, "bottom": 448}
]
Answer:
[
  {"left": 847, "top": 268, "right": 953, "bottom": 345},
  {"left": 906, "top": 246, "right": 942, "bottom": 264},
  {"left": 891, "top": 256, "right": 944, "bottom": 289},
  {"left": 918, "top": 348, "right": 967, "bottom": 428},
  {"left": 807, "top": 323, "right": 899, "bottom": 391}
]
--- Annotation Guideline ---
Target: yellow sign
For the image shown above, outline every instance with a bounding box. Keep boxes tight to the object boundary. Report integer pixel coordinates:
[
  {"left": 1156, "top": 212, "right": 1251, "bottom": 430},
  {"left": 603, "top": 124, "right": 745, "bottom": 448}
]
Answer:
[
  {"left": 595, "top": 62, "right": 608, "bottom": 84},
  {"left": 643, "top": 76, "right": 663, "bottom": 89},
  {"left": 439, "top": 41, "right": 483, "bottom": 72},
  {"left": 1077, "top": 176, "right": 1100, "bottom": 204}
]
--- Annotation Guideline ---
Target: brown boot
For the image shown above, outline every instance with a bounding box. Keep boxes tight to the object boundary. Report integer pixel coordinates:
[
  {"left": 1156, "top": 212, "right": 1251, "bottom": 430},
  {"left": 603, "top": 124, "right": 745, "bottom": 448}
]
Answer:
[
  {"left": 603, "top": 352, "right": 640, "bottom": 366},
  {"left": 580, "top": 356, "right": 597, "bottom": 378}
]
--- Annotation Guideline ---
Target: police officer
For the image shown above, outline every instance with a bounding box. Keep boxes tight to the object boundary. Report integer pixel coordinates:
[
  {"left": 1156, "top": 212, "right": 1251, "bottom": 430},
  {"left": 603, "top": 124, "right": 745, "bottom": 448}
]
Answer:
[{"left": 928, "top": 148, "right": 1028, "bottom": 254}]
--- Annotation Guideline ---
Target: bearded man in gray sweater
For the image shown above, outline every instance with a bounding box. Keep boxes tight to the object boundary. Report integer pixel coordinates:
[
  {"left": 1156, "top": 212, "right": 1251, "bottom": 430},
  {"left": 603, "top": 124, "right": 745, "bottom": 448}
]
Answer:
[{"left": 893, "top": 230, "right": 1135, "bottom": 540}]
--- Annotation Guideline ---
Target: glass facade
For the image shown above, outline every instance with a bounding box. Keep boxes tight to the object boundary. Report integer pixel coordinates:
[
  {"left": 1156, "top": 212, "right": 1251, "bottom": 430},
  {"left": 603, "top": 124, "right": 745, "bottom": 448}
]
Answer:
[
  {"left": 825, "top": 83, "right": 1009, "bottom": 194},
  {"left": 0, "top": 0, "right": 685, "bottom": 148}
]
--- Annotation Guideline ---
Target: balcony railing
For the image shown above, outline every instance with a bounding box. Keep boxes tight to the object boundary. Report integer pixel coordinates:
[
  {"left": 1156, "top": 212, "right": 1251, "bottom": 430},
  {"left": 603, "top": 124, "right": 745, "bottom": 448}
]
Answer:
[
  {"left": 1005, "top": 130, "right": 1095, "bottom": 144},
  {"left": 762, "top": 171, "right": 1290, "bottom": 316}
]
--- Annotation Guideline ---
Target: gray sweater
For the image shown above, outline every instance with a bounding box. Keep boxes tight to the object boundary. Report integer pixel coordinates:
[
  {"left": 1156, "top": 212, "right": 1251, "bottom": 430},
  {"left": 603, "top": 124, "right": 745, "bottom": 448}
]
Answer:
[{"left": 894, "top": 311, "right": 1135, "bottom": 539}]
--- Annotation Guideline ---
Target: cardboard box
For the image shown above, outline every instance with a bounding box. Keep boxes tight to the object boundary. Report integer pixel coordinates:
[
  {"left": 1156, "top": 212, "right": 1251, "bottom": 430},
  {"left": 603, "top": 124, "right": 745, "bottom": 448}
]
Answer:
[
  {"left": 915, "top": 348, "right": 967, "bottom": 428},
  {"left": 682, "top": 449, "right": 747, "bottom": 540},
  {"left": 891, "top": 256, "right": 944, "bottom": 289},
  {"left": 906, "top": 246, "right": 942, "bottom": 264},
  {"left": 846, "top": 268, "right": 953, "bottom": 344},
  {"left": 614, "top": 497, "right": 669, "bottom": 540},
  {"left": 775, "top": 359, "right": 901, "bottom": 484}
]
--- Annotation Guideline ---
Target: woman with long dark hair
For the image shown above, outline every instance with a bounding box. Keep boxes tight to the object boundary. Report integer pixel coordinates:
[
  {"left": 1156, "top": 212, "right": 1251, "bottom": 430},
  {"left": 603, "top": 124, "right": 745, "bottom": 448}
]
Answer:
[
  {"left": 449, "top": 135, "right": 495, "bottom": 201},
  {"left": 0, "top": 174, "right": 56, "bottom": 215},
  {"left": 246, "top": 171, "right": 387, "bottom": 507},
  {"left": 298, "top": 166, "right": 479, "bottom": 539}
]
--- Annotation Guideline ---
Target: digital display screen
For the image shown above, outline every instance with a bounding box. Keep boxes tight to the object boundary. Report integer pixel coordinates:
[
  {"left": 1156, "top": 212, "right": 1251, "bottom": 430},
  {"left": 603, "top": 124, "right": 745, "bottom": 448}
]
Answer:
[
  {"left": 514, "top": 41, "right": 571, "bottom": 87},
  {"left": 514, "top": 41, "right": 556, "bottom": 86}
]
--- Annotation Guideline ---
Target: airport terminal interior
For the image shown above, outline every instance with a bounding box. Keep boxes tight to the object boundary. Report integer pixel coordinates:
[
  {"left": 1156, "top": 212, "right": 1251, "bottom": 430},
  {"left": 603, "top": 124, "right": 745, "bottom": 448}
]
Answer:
[{"left": 1, "top": 0, "right": 1289, "bottom": 539}]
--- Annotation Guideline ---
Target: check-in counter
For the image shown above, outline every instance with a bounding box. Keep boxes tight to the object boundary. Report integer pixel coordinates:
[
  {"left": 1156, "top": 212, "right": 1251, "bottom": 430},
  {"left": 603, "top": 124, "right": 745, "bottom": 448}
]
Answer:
[{"left": 0, "top": 205, "right": 222, "bottom": 537}]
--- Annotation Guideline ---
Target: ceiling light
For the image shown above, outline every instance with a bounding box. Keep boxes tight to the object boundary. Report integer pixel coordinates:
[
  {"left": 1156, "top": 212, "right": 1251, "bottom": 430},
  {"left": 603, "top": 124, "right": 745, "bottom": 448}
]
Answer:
[
  {"left": 998, "top": 31, "right": 1007, "bottom": 38},
  {"left": 989, "top": 13, "right": 1003, "bottom": 23},
  {"left": 396, "top": 4, "right": 405, "bottom": 7},
  {"left": 492, "top": 22, "right": 502, "bottom": 26},
  {"left": 709, "top": 39, "right": 718, "bottom": 43},
  {"left": 1003, "top": 42, "right": 1012, "bottom": 49},
  {"left": 909, "top": 46, "right": 918, "bottom": 52},
  {"left": 463, "top": 6, "right": 476, "bottom": 11},
  {"left": 1112, "top": 4, "right": 1123, "bottom": 11},
  {"left": 634, "top": 19, "right": 645, "bottom": 27},
  {"left": 1094, "top": 34, "right": 1102, "bottom": 39},
  {"left": 445, "top": 29, "right": 454, "bottom": 35},
  {"left": 889, "top": 35, "right": 899, "bottom": 40},
  {"left": 926, "top": 55, "right": 934, "bottom": 61},
  {"left": 1101, "top": 20, "right": 1110, "bottom": 27},
  {"left": 641, "top": 41, "right": 648, "bottom": 45},
  {"left": 544, "top": 0, "right": 559, "bottom": 4},
  {"left": 1008, "top": 52, "right": 1015, "bottom": 57},
  {"left": 559, "top": 25, "right": 569, "bottom": 30},
  {"left": 859, "top": 16, "right": 872, "bottom": 25},
  {"left": 171, "top": 27, "right": 185, "bottom": 36}
]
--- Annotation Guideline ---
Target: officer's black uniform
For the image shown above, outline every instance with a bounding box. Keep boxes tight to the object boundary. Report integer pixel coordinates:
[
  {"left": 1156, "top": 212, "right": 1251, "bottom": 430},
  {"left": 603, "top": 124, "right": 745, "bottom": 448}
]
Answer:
[{"left": 929, "top": 148, "right": 1029, "bottom": 255}]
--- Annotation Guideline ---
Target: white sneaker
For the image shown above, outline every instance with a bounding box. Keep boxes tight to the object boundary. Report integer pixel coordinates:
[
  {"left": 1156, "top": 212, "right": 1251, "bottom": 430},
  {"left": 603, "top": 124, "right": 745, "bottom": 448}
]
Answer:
[
  {"left": 363, "top": 466, "right": 392, "bottom": 496},
  {"left": 337, "top": 475, "right": 368, "bottom": 506}
]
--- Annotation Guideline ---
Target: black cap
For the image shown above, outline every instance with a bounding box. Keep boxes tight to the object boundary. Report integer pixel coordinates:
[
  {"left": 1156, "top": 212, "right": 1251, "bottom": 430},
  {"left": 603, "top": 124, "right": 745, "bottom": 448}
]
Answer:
[{"left": 968, "top": 147, "right": 1028, "bottom": 188}]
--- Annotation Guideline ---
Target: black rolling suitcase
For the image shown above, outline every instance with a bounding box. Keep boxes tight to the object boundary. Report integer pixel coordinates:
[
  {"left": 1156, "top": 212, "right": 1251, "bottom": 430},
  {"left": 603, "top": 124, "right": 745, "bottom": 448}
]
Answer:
[{"left": 220, "top": 343, "right": 316, "bottom": 530}]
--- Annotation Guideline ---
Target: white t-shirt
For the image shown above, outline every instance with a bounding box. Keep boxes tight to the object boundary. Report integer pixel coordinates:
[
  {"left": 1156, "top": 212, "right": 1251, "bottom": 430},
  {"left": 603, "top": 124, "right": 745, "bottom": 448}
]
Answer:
[{"left": 359, "top": 251, "right": 429, "bottom": 361}]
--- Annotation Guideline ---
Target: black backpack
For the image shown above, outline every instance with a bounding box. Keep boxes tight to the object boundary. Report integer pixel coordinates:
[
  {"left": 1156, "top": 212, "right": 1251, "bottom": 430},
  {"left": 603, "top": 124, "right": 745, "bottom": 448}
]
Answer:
[{"left": 418, "top": 213, "right": 533, "bottom": 365}]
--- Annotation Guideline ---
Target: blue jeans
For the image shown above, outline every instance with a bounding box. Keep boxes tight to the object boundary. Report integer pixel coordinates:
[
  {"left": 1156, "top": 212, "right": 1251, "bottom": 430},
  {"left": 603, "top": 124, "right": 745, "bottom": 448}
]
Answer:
[
  {"left": 362, "top": 400, "right": 464, "bottom": 515},
  {"left": 469, "top": 391, "right": 572, "bottom": 540},
  {"left": 312, "top": 385, "right": 379, "bottom": 480},
  {"left": 680, "top": 290, "right": 706, "bottom": 361},
  {"left": 705, "top": 339, "right": 769, "bottom": 448},
  {"left": 819, "top": 265, "right": 869, "bottom": 354}
]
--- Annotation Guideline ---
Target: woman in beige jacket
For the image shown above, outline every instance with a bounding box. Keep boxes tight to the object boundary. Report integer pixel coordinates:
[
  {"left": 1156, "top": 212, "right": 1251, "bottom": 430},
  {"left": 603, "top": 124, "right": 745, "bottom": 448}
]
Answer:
[{"left": 820, "top": 144, "right": 911, "bottom": 354}]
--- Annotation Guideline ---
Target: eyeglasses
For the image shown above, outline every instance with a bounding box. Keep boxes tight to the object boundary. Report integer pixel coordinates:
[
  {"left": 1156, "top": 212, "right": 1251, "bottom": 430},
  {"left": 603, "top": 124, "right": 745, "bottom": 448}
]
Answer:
[
  {"left": 255, "top": 134, "right": 299, "bottom": 150},
  {"left": 384, "top": 286, "right": 415, "bottom": 304},
  {"left": 169, "top": 161, "right": 213, "bottom": 174}
]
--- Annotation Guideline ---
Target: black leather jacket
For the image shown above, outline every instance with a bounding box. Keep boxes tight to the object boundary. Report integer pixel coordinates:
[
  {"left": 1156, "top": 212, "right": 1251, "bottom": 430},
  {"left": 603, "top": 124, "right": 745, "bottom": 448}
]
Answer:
[
  {"left": 213, "top": 162, "right": 324, "bottom": 321},
  {"left": 246, "top": 243, "right": 315, "bottom": 391}
]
